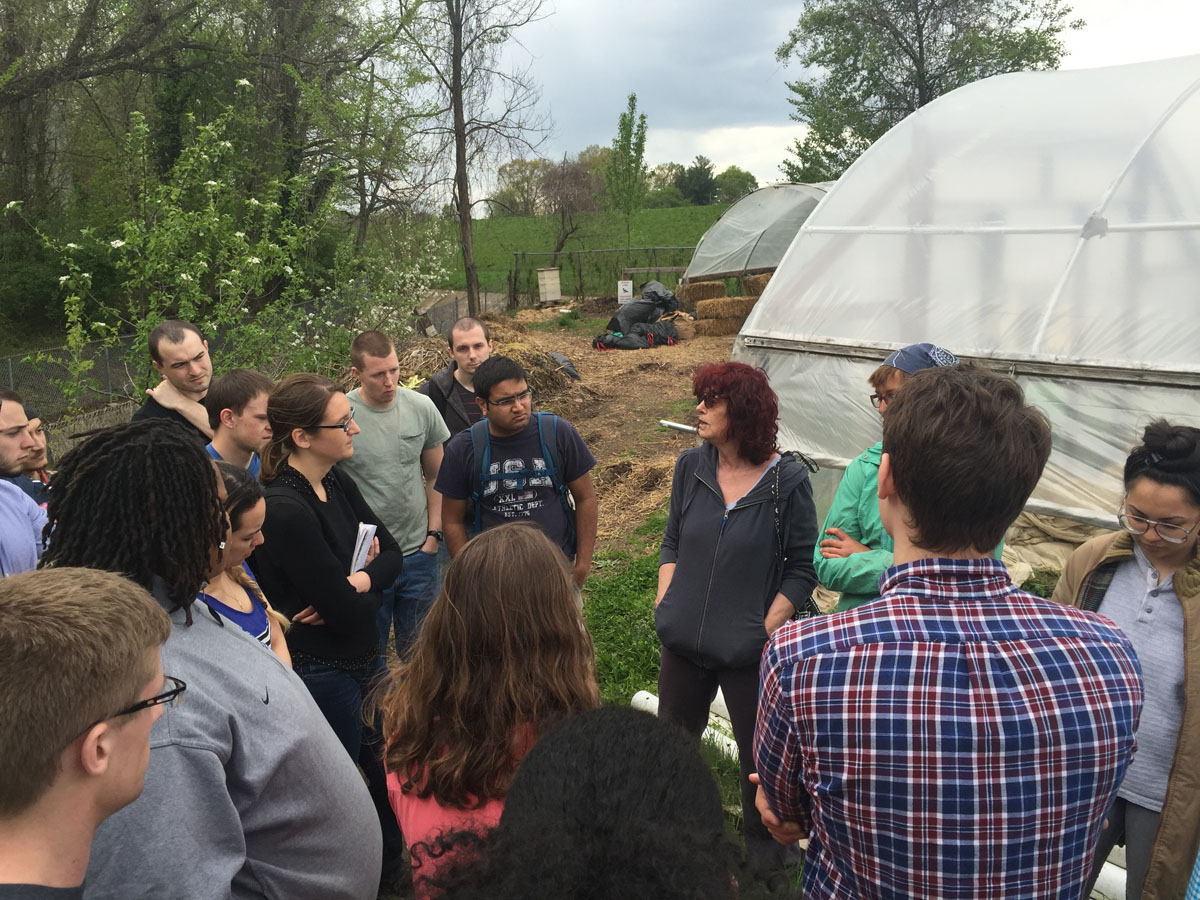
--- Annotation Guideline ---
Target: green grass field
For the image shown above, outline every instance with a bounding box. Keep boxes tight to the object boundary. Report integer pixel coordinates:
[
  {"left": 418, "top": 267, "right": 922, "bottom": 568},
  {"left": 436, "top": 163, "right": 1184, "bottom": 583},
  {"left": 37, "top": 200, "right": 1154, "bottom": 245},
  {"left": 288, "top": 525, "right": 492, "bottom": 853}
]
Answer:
[{"left": 438, "top": 204, "right": 729, "bottom": 294}]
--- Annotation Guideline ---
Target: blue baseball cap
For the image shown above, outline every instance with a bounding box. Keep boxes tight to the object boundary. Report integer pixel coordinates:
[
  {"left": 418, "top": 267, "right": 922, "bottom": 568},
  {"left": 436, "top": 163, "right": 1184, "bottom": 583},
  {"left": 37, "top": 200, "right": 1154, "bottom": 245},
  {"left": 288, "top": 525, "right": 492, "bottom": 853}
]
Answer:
[{"left": 882, "top": 342, "right": 959, "bottom": 374}]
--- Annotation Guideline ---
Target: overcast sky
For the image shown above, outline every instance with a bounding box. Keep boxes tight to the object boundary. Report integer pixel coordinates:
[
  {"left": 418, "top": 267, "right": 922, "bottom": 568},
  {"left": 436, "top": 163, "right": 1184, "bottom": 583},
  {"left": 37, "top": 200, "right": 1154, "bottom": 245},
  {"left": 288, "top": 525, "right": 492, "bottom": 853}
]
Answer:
[{"left": 503, "top": 0, "right": 1200, "bottom": 185}]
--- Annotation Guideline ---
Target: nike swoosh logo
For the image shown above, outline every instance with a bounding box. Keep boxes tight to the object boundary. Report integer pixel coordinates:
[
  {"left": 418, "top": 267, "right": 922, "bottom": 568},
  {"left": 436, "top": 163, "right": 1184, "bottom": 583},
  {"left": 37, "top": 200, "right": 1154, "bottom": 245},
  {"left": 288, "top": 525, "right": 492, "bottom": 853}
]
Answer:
[{"left": 262, "top": 687, "right": 270, "bottom": 705}]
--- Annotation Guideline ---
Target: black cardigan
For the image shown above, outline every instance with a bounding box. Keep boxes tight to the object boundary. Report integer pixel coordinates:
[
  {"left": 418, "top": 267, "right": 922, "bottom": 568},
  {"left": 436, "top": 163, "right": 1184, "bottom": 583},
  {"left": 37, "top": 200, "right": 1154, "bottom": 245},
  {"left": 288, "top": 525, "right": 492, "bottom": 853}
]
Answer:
[{"left": 253, "top": 464, "right": 402, "bottom": 664}]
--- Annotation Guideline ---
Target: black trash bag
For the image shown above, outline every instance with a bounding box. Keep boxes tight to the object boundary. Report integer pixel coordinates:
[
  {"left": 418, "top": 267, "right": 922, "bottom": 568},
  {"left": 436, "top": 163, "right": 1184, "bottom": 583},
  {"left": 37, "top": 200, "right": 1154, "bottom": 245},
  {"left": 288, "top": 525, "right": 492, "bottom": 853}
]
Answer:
[
  {"left": 548, "top": 352, "right": 582, "bottom": 381},
  {"left": 629, "top": 321, "right": 679, "bottom": 344},
  {"left": 606, "top": 299, "right": 660, "bottom": 335},
  {"left": 592, "top": 332, "right": 651, "bottom": 350},
  {"left": 639, "top": 280, "right": 680, "bottom": 313}
]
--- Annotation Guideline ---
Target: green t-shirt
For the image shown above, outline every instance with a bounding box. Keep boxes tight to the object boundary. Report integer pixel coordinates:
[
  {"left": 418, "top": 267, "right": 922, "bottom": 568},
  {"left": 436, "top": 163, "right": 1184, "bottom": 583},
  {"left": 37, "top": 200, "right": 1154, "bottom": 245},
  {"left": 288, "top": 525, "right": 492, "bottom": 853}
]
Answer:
[{"left": 339, "top": 388, "right": 450, "bottom": 553}]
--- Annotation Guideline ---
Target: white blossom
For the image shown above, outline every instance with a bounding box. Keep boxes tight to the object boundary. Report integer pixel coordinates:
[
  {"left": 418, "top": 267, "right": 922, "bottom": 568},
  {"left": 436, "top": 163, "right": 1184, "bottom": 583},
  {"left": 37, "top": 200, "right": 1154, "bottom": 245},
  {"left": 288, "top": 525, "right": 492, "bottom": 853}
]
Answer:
[
  {"left": 247, "top": 257, "right": 261, "bottom": 265},
  {"left": 234, "top": 231, "right": 245, "bottom": 239},
  {"left": 205, "top": 180, "right": 219, "bottom": 187},
  {"left": 179, "top": 273, "right": 193, "bottom": 282},
  {"left": 236, "top": 78, "right": 252, "bottom": 88},
  {"left": 283, "top": 265, "right": 293, "bottom": 275},
  {"left": 59, "top": 275, "right": 70, "bottom": 284},
  {"left": 248, "top": 198, "right": 261, "bottom": 206},
  {"left": 110, "top": 239, "right": 125, "bottom": 249},
  {"left": 66, "top": 242, "right": 80, "bottom": 250},
  {"left": 3, "top": 201, "right": 17, "bottom": 212}
]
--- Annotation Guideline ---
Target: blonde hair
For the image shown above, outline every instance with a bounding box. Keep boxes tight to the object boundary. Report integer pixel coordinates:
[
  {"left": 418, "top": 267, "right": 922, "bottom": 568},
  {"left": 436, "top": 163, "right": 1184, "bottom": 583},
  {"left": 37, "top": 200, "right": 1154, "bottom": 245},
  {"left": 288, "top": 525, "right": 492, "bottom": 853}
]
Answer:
[{"left": 0, "top": 568, "right": 171, "bottom": 815}]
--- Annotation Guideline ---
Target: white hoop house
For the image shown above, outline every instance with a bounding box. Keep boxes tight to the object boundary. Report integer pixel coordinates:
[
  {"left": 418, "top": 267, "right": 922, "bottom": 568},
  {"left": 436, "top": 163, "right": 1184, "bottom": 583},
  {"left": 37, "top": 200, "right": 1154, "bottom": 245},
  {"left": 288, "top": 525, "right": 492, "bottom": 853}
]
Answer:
[
  {"left": 734, "top": 55, "right": 1200, "bottom": 526},
  {"left": 684, "top": 183, "right": 830, "bottom": 281}
]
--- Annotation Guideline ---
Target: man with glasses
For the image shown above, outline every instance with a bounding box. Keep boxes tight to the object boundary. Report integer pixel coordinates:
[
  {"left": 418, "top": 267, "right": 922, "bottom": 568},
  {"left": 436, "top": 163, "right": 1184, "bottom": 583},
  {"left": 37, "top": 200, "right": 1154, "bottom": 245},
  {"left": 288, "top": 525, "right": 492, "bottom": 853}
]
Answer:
[
  {"left": 340, "top": 331, "right": 449, "bottom": 660},
  {"left": 814, "top": 342, "right": 963, "bottom": 611},
  {"left": 0, "top": 567, "right": 172, "bottom": 897},
  {"left": 436, "top": 356, "right": 598, "bottom": 587}
]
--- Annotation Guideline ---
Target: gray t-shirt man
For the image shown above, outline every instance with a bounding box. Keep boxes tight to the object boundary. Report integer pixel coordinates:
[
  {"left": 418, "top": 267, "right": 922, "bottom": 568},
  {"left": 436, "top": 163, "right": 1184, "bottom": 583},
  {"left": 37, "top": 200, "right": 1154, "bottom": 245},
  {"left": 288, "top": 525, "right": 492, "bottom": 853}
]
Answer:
[{"left": 341, "top": 387, "right": 449, "bottom": 554}]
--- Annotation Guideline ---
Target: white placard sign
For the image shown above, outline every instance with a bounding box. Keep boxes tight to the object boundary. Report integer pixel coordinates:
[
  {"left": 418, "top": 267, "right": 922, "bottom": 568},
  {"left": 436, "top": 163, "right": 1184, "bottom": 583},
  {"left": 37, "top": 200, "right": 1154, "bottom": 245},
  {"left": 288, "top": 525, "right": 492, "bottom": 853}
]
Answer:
[{"left": 617, "top": 280, "right": 634, "bottom": 302}]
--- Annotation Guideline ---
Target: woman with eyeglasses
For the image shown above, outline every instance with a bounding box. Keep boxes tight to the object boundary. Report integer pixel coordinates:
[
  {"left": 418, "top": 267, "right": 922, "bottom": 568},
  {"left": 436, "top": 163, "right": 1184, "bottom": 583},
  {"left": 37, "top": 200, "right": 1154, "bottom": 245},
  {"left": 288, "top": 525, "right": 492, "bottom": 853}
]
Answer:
[
  {"left": 1053, "top": 420, "right": 1200, "bottom": 900},
  {"left": 814, "top": 342, "right": 961, "bottom": 611},
  {"left": 251, "top": 373, "right": 407, "bottom": 890},
  {"left": 653, "top": 361, "right": 818, "bottom": 877}
]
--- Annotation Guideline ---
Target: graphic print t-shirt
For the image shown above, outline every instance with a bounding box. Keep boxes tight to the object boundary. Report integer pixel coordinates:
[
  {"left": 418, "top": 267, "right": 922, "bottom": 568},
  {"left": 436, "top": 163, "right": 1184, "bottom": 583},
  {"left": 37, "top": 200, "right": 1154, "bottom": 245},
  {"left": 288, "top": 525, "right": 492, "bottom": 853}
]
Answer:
[{"left": 436, "top": 415, "right": 595, "bottom": 557}]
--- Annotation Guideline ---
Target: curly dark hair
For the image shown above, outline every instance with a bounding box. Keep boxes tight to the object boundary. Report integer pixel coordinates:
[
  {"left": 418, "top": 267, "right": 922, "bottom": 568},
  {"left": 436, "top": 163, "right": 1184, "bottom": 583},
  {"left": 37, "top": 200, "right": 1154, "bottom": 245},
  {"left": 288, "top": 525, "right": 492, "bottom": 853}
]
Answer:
[
  {"left": 692, "top": 362, "right": 779, "bottom": 465},
  {"left": 41, "top": 420, "right": 225, "bottom": 623},
  {"left": 422, "top": 707, "right": 790, "bottom": 900}
]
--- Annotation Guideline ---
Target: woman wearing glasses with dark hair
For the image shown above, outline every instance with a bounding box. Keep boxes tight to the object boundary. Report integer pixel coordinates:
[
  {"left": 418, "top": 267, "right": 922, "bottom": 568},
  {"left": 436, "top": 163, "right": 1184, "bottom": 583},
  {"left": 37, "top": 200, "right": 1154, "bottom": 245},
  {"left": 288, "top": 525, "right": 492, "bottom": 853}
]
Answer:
[
  {"left": 1053, "top": 420, "right": 1200, "bottom": 900},
  {"left": 252, "top": 373, "right": 407, "bottom": 891}
]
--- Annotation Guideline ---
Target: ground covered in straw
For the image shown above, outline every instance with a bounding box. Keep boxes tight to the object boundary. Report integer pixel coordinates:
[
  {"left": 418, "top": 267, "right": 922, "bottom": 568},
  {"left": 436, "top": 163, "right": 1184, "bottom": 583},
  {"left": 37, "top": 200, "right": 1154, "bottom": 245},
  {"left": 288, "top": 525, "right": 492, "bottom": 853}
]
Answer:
[{"left": 396, "top": 299, "right": 734, "bottom": 552}]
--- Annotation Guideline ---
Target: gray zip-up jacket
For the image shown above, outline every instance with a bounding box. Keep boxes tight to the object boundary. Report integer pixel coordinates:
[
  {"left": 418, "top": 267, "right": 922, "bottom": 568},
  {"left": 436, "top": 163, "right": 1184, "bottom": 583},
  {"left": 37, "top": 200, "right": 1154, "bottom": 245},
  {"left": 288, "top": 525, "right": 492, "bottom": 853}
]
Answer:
[{"left": 655, "top": 443, "right": 818, "bottom": 669}]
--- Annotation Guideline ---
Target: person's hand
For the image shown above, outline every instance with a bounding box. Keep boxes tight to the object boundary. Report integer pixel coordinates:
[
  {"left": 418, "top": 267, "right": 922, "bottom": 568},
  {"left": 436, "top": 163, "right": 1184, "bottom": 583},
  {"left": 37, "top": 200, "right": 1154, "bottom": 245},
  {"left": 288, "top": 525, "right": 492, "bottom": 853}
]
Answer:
[
  {"left": 765, "top": 606, "right": 791, "bottom": 636},
  {"left": 572, "top": 559, "right": 588, "bottom": 588},
  {"left": 146, "top": 379, "right": 186, "bottom": 411},
  {"left": 365, "top": 536, "right": 380, "bottom": 566},
  {"left": 347, "top": 571, "right": 372, "bottom": 593},
  {"left": 292, "top": 605, "right": 326, "bottom": 626},
  {"left": 750, "top": 773, "right": 807, "bottom": 845},
  {"left": 819, "top": 527, "right": 870, "bottom": 559},
  {"left": 420, "top": 534, "right": 439, "bottom": 554}
]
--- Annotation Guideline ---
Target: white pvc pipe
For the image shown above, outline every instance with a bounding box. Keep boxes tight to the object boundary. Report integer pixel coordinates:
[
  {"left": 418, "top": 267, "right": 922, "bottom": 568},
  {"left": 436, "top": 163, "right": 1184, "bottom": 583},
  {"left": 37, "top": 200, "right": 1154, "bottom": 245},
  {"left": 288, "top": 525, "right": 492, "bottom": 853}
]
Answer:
[{"left": 631, "top": 690, "right": 738, "bottom": 761}]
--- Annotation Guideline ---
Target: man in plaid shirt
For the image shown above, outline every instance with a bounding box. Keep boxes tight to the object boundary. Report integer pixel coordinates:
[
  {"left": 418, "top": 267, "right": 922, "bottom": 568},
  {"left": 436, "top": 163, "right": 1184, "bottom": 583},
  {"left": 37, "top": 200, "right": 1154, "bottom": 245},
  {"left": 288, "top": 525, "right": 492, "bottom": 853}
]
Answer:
[{"left": 754, "top": 365, "right": 1144, "bottom": 900}]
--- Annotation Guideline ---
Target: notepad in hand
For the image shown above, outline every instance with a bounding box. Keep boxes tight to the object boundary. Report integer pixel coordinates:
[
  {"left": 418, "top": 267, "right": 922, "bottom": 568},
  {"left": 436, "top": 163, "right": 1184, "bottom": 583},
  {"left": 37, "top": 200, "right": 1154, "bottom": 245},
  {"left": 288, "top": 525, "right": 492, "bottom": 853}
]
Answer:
[{"left": 350, "top": 523, "right": 377, "bottom": 574}]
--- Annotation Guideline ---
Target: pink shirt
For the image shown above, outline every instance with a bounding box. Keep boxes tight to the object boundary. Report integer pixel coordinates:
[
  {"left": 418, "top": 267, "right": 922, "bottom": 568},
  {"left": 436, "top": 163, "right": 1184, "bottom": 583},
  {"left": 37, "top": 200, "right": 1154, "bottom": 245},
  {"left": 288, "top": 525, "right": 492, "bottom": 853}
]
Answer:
[{"left": 386, "top": 771, "right": 506, "bottom": 896}]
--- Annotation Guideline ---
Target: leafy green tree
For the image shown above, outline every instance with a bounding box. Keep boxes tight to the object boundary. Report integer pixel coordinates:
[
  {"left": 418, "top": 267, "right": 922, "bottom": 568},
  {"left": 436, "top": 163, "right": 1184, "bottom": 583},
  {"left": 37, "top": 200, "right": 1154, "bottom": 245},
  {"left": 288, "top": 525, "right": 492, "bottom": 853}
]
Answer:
[
  {"left": 649, "top": 162, "right": 685, "bottom": 193},
  {"left": 714, "top": 165, "right": 757, "bottom": 203},
  {"left": 605, "top": 94, "right": 647, "bottom": 249},
  {"left": 776, "top": 0, "right": 1083, "bottom": 181},
  {"left": 676, "top": 155, "right": 716, "bottom": 206},
  {"left": 489, "top": 158, "right": 552, "bottom": 217}
]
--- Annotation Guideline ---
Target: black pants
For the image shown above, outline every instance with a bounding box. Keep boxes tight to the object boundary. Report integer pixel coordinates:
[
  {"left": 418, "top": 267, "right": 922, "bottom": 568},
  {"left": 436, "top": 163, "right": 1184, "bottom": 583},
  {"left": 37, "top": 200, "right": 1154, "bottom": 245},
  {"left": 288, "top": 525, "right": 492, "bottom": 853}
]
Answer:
[{"left": 657, "top": 646, "right": 794, "bottom": 873}]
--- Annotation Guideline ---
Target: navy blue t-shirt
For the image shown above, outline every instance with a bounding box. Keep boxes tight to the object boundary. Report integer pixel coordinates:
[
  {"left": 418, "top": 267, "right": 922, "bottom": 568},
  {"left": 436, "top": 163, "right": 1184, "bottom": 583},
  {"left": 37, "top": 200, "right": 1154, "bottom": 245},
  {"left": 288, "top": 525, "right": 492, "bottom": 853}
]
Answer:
[{"left": 436, "top": 414, "right": 595, "bottom": 557}]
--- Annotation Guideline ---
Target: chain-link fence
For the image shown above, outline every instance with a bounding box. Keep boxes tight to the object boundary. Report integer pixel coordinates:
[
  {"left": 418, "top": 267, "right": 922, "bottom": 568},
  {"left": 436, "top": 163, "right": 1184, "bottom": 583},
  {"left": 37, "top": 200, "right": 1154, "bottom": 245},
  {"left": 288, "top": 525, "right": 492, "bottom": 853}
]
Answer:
[
  {"left": 1, "top": 334, "right": 142, "bottom": 421},
  {"left": 508, "top": 247, "right": 696, "bottom": 303}
]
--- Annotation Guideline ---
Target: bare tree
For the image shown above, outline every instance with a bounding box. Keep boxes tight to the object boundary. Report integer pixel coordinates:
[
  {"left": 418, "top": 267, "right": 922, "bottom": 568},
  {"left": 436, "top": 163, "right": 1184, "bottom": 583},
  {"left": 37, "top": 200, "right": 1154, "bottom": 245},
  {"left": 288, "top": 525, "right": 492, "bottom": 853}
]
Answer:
[{"left": 397, "top": 0, "right": 548, "bottom": 315}]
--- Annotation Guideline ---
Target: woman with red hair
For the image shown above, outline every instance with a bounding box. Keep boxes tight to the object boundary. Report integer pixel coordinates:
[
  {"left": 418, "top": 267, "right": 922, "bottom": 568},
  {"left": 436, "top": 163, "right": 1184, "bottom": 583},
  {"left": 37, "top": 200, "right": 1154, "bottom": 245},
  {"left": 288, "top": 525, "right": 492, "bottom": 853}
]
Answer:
[{"left": 654, "top": 361, "right": 818, "bottom": 875}]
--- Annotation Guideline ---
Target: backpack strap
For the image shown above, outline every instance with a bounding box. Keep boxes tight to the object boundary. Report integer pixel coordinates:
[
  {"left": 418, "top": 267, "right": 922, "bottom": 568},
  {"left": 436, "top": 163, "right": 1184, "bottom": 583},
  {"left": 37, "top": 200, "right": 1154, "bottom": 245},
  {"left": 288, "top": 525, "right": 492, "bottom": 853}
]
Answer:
[
  {"left": 535, "top": 412, "right": 576, "bottom": 542},
  {"left": 469, "top": 419, "right": 491, "bottom": 534}
]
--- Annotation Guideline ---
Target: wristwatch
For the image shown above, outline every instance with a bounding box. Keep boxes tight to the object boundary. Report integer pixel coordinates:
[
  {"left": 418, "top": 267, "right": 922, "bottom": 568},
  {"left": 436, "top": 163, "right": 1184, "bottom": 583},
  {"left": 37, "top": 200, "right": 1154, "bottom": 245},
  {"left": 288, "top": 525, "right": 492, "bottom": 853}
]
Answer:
[{"left": 427, "top": 530, "right": 444, "bottom": 542}]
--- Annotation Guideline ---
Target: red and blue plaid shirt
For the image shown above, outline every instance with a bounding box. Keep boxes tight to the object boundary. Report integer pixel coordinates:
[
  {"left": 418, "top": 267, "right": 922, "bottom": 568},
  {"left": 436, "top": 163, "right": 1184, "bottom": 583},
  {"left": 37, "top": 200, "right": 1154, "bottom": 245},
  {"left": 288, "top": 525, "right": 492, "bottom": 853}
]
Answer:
[{"left": 755, "top": 557, "right": 1143, "bottom": 900}]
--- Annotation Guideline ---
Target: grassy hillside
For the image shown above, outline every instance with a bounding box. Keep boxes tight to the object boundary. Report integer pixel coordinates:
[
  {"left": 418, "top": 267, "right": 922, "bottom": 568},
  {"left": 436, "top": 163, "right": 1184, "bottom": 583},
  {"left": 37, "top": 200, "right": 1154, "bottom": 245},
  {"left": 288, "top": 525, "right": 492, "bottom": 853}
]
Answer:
[{"left": 438, "top": 204, "right": 730, "bottom": 293}]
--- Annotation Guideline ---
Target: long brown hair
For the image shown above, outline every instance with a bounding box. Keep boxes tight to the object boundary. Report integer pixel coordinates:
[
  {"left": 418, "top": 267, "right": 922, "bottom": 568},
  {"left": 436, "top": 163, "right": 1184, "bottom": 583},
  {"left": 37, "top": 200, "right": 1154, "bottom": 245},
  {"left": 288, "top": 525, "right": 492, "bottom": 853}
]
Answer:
[
  {"left": 379, "top": 522, "right": 600, "bottom": 809},
  {"left": 260, "top": 373, "right": 341, "bottom": 482}
]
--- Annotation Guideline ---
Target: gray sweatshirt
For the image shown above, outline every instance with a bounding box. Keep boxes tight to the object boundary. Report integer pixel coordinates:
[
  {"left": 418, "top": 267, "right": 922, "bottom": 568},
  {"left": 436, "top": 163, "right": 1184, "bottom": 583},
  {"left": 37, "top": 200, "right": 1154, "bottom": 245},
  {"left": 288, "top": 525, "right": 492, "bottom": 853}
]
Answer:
[{"left": 84, "top": 591, "right": 382, "bottom": 899}]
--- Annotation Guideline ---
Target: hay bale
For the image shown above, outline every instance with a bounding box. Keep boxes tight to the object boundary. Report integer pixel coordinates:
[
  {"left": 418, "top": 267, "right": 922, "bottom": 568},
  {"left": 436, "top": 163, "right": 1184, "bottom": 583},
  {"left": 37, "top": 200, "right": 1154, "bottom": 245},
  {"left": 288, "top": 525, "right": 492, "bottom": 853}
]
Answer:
[
  {"left": 696, "top": 296, "right": 757, "bottom": 320},
  {"left": 743, "top": 273, "right": 772, "bottom": 297},
  {"left": 694, "top": 316, "right": 745, "bottom": 337},
  {"left": 681, "top": 281, "right": 726, "bottom": 302},
  {"left": 662, "top": 312, "right": 696, "bottom": 341}
]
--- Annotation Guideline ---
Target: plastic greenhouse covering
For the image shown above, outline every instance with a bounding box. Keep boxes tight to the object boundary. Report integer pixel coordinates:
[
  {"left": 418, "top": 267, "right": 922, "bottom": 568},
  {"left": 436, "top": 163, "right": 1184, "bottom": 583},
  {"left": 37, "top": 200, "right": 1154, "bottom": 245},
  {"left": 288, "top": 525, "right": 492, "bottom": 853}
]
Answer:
[
  {"left": 684, "top": 183, "right": 829, "bottom": 281},
  {"left": 734, "top": 55, "right": 1200, "bottom": 527}
]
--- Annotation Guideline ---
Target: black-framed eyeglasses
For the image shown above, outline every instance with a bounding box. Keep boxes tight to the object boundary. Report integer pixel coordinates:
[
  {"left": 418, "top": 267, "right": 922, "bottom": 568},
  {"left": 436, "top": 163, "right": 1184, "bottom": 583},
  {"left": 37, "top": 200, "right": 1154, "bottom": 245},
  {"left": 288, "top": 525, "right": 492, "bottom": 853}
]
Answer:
[
  {"left": 312, "top": 409, "right": 355, "bottom": 432},
  {"left": 74, "top": 676, "right": 187, "bottom": 743},
  {"left": 486, "top": 388, "right": 533, "bottom": 408},
  {"left": 1118, "top": 502, "right": 1200, "bottom": 545},
  {"left": 869, "top": 391, "right": 898, "bottom": 409},
  {"left": 696, "top": 393, "right": 724, "bottom": 407}
]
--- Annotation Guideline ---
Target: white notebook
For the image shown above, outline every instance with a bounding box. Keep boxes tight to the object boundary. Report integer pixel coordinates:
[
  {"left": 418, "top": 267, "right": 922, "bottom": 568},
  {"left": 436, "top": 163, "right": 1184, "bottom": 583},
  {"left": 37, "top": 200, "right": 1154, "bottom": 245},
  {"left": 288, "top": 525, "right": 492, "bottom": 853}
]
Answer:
[{"left": 350, "top": 523, "right": 377, "bottom": 575}]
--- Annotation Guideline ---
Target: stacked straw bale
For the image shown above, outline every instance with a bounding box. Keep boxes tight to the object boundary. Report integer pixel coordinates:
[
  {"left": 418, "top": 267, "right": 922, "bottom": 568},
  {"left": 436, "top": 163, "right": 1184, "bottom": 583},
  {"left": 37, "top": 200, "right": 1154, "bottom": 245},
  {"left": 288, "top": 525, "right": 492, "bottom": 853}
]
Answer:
[
  {"left": 678, "top": 280, "right": 725, "bottom": 313},
  {"left": 743, "top": 272, "right": 772, "bottom": 297},
  {"left": 694, "top": 294, "right": 757, "bottom": 338}
]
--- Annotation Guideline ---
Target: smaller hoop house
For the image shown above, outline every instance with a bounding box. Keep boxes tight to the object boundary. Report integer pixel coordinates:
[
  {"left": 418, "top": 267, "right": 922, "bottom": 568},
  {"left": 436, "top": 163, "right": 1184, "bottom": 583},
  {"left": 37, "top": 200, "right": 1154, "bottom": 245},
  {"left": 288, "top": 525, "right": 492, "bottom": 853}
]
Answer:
[
  {"left": 734, "top": 56, "right": 1200, "bottom": 526},
  {"left": 684, "top": 183, "right": 829, "bottom": 281}
]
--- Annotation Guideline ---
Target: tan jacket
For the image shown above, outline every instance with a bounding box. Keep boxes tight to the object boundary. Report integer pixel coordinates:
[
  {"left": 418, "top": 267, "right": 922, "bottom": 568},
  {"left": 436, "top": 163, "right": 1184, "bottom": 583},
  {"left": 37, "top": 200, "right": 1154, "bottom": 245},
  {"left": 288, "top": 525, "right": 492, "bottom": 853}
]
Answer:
[{"left": 1052, "top": 530, "right": 1200, "bottom": 900}]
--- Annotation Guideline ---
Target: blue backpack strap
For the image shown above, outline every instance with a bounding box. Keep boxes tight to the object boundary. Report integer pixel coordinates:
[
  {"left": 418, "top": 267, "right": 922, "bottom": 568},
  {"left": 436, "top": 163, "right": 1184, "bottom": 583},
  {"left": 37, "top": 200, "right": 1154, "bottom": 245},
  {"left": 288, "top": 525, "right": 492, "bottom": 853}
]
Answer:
[
  {"left": 534, "top": 412, "right": 575, "bottom": 539},
  {"left": 469, "top": 419, "right": 491, "bottom": 534}
]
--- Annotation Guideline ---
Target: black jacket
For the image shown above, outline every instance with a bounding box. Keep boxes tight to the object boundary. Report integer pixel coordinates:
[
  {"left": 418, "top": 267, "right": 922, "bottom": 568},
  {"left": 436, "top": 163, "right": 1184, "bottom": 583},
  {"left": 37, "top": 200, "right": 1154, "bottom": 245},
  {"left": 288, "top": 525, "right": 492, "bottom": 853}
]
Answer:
[
  {"left": 655, "top": 444, "right": 818, "bottom": 669},
  {"left": 418, "top": 364, "right": 474, "bottom": 439}
]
